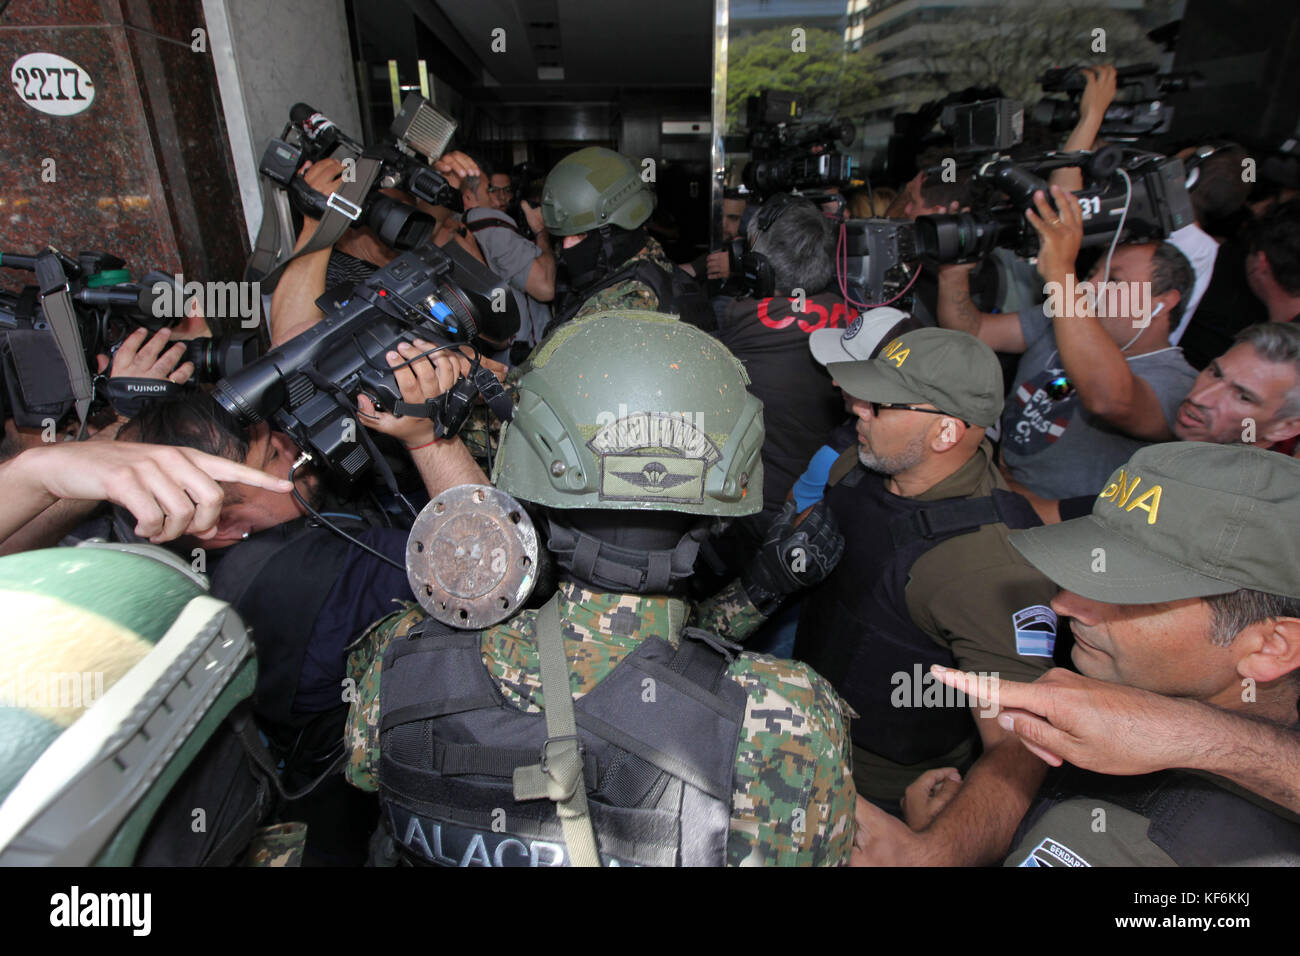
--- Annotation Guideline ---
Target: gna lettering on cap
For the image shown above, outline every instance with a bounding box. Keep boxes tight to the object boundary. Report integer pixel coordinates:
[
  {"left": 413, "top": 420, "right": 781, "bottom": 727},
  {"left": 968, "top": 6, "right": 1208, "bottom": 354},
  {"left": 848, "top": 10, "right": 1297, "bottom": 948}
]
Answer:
[
  {"left": 1096, "top": 468, "right": 1163, "bottom": 525},
  {"left": 881, "top": 338, "right": 910, "bottom": 367}
]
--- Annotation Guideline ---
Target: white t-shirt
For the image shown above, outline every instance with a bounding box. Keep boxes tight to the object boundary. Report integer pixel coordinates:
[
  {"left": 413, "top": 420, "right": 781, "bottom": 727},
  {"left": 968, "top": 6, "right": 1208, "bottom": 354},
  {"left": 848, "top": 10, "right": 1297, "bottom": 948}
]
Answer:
[{"left": 1167, "top": 222, "right": 1218, "bottom": 345}]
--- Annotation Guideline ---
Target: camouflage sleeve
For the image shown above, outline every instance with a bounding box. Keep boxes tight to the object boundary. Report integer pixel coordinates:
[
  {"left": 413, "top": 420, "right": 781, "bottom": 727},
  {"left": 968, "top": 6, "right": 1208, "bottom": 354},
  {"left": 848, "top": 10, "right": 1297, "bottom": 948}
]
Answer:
[
  {"left": 242, "top": 822, "right": 307, "bottom": 867},
  {"left": 344, "top": 603, "right": 427, "bottom": 792},
  {"left": 726, "top": 658, "right": 856, "bottom": 866},
  {"left": 572, "top": 279, "right": 659, "bottom": 320},
  {"left": 457, "top": 404, "right": 502, "bottom": 475},
  {"left": 690, "top": 578, "right": 768, "bottom": 643}
]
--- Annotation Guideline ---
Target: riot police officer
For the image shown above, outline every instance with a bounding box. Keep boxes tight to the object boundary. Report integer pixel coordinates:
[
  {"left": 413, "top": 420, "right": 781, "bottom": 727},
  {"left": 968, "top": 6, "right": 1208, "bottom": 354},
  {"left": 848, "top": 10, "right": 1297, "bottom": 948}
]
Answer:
[
  {"left": 540, "top": 148, "right": 711, "bottom": 333},
  {"left": 344, "top": 312, "right": 854, "bottom": 866}
]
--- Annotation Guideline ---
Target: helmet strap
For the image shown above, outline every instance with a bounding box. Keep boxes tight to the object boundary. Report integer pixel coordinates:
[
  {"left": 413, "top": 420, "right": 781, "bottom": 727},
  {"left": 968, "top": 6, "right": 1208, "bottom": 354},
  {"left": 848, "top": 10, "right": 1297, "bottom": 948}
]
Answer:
[{"left": 597, "top": 225, "right": 616, "bottom": 276}]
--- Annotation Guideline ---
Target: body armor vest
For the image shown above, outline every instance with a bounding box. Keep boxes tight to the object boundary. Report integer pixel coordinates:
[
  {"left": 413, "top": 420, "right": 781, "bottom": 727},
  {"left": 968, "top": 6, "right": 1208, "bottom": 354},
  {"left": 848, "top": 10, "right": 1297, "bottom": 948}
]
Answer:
[
  {"left": 1017, "top": 766, "right": 1300, "bottom": 866},
  {"left": 794, "top": 462, "right": 1040, "bottom": 764},
  {"left": 551, "top": 257, "right": 713, "bottom": 334},
  {"left": 377, "top": 619, "right": 747, "bottom": 866}
]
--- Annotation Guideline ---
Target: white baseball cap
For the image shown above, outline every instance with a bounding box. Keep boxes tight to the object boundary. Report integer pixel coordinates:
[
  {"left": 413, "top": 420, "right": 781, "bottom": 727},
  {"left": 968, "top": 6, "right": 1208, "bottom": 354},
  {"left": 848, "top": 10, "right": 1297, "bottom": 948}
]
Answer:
[{"left": 809, "top": 307, "right": 912, "bottom": 366}]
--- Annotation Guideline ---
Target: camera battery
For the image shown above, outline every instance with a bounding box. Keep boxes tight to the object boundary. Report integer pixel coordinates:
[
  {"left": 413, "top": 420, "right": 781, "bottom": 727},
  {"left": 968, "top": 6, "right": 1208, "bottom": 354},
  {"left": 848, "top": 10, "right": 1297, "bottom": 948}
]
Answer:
[{"left": 259, "top": 138, "right": 303, "bottom": 186}]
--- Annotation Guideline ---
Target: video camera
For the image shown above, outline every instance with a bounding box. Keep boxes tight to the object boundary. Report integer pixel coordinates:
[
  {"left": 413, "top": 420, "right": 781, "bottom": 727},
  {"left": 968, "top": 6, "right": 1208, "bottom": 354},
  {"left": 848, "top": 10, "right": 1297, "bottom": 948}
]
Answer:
[
  {"left": 740, "top": 90, "right": 856, "bottom": 197},
  {"left": 214, "top": 243, "right": 519, "bottom": 488},
  {"left": 839, "top": 97, "right": 1195, "bottom": 303},
  {"left": 249, "top": 94, "right": 459, "bottom": 284},
  {"left": 1033, "top": 62, "right": 1198, "bottom": 141},
  {"left": 912, "top": 145, "right": 1194, "bottom": 264},
  {"left": 1, "top": 248, "right": 260, "bottom": 426}
]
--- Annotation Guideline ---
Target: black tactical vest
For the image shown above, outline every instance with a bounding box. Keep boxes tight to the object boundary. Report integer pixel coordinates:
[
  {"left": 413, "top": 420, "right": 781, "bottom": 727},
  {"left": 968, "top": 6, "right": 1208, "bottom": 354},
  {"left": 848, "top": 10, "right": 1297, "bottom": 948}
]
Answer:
[
  {"left": 377, "top": 619, "right": 747, "bottom": 866},
  {"left": 794, "top": 460, "right": 1040, "bottom": 764},
  {"left": 551, "top": 258, "right": 714, "bottom": 333},
  {"left": 1015, "top": 766, "right": 1300, "bottom": 866}
]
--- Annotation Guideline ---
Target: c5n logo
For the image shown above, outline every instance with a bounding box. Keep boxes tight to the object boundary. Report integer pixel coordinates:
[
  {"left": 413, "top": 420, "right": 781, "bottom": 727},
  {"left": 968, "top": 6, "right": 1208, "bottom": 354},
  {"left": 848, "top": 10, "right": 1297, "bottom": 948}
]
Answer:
[{"left": 1097, "top": 468, "right": 1162, "bottom": 525}]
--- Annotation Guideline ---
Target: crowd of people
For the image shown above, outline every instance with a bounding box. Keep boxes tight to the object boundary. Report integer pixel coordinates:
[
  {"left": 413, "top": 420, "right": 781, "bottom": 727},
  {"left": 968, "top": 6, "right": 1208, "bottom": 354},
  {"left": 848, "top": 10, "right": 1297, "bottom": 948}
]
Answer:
[{"left": 1, "top": 63, "right": 1298, "bottom": 868}]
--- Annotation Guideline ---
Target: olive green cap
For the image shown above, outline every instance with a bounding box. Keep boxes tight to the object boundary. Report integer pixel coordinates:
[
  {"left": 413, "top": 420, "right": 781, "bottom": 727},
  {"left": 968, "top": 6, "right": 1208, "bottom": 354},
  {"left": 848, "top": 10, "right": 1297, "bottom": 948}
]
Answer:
[
  {"left": 492, "top": 311, "right": 764, "bottom": 516},
  {"left": 540, "top": 147, "right": 656, "bottom": 236},
  {"left": 827, "top": 327, "right": 1004, "bottom": 427},
  {"left": 1010, "top": 442, "right": 1300, "bottom": 603}
]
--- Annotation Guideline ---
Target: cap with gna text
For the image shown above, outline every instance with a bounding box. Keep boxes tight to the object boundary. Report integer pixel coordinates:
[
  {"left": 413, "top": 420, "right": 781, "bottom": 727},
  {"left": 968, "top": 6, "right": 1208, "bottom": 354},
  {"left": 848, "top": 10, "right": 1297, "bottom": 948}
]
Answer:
[
  {"left": 1009, "top": 442, "right": 1300, "bottom": 604},
  {"left": 809, "top": 307, "right": 911, "bottom": 366},
  {"left": 826, "top": 327, "right": 1004, "bottom": 428}
]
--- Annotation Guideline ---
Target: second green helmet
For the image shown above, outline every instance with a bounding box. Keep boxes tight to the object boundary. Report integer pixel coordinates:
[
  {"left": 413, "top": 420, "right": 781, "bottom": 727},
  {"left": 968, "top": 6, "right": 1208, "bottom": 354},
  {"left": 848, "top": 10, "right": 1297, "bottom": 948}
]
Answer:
[
  {"left": 492, "top": 312, "right": 764, "bottom": 517},
  {"left": 541, "top": 146, "right": 656, "bottom": 236}
]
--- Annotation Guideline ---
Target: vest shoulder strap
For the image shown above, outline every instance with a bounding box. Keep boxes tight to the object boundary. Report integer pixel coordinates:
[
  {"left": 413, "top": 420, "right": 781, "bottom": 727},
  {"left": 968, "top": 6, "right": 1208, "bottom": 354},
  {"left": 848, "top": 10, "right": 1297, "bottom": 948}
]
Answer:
[
  {"left": 466, "top": 217, "right": 520, "bottom": 236},
  {"left": 888, "top": 488, "right": 1041, "bottom": 550},
  {"left": 512, "top": 596, "right": 601, "bottom": 865},
  {"left": 827, "top": 445, "right": 860, "bottom": 487}
]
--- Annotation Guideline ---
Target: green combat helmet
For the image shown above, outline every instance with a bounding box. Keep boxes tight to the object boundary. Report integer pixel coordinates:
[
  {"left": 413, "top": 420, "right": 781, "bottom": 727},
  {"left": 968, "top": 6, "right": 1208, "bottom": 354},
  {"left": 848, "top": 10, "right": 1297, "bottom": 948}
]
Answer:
[
  {"left": 541, "top": 146, "right": 656, "bottom": 236},
  {"left": 0, "top": 544, "right": 268, "bottom": 866},
  {"left": 492, "top": 310, "right": 764, "bottom": 516}
]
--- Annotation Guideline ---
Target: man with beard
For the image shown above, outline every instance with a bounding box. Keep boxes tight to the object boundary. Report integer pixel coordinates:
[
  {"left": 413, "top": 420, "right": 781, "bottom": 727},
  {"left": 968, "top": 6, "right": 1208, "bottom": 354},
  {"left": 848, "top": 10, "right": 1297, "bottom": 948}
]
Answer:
[{"left": 793, "top": 328, "right": 1060, "bottom": 865}]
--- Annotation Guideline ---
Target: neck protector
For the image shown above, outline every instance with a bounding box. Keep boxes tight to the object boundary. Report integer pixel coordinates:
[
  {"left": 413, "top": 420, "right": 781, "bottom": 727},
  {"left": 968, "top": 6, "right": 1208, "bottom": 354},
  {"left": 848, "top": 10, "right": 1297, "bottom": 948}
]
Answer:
[
  {"left": 558, "top": 226, "right": 647, "bottom": 294},
  {"left": 545, "top": 512, "right": 714, "bottom": 595}
]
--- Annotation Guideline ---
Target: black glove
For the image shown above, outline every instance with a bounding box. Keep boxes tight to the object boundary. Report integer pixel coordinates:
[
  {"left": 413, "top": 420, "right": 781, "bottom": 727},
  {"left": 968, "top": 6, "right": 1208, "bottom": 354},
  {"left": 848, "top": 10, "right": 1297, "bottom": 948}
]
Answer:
[{"left": 740, "top": 499, "right": 845, "bottom": 616}]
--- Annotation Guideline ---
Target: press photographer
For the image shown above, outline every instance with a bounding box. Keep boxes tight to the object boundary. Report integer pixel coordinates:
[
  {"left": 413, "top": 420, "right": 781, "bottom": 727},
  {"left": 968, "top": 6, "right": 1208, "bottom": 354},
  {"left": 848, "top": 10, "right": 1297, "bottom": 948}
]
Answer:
[{"left": 714, "top": 193, "right": 854, "bottom": 538}]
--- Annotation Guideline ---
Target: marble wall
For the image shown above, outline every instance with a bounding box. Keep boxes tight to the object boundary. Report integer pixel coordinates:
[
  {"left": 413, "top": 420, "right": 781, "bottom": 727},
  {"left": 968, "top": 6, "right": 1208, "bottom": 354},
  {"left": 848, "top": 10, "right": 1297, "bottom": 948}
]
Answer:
[
  {"left": 1, "top": 0, "right": 247, "bottom": 283},
  {"left": 210, "top": 0, "right": 361, "bottom": 240}
]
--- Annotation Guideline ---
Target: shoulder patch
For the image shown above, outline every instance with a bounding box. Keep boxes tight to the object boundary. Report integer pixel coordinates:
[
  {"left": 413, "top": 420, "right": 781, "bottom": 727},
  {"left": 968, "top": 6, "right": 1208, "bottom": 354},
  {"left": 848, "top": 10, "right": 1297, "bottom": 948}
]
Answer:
[
  {"left": 1013, "top": 604, "right": 1058, "bottom": 657},
  {"left": 1017, "top": 836, "right": 1091, "bottom": 867}
]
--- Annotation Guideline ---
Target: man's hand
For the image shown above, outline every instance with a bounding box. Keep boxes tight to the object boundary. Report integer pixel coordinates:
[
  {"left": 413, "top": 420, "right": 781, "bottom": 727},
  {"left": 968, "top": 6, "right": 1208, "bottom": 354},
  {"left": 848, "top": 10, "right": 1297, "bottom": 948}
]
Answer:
[
  {"left": 901, "top": 767, "right": 964, "bottom": 831},
  {"left": 433, "top": 151, "right": 481, "bottom": 191},
  {"left": 1025, "top": 184, "right": 1083, "bottom": 286},
  {"left": 355, "top": 338, "right": 471, "bottom": 448},
  {"left": 521, "top": 199, "right": 546, "bottom": 236},
  {"left": 705, "top": 250, "right": 731, "bottom": 280},
  {"left": 1077, "top": 64, "right": 1118, "bottom": 129},
  {"left": 850, "top": 795, "right": 938, "bottom": 866},
  {"left": 300, "top": 158, "right": 346, "bottom": 221},
  {"left": 740, "top": 499, "right": 844, "bottom": 615},
  {"left": 5, "top": 441, "right": 293, "bottom": 544},
  {"left": 109, "top": 327, "right": 194, "bottom": 385},
  {"left": 1051, "top": 65, "right": 1119, "bottom": 193},
  {"left": 932, "top": 665, "right": 1197, "bottom": 774}
]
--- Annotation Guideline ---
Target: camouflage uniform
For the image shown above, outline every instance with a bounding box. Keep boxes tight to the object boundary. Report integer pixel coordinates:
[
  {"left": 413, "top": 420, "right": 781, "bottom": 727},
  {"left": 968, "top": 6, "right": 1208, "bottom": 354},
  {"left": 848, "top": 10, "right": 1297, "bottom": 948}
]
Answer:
[
  {"left": 689, "top": 577, "right": 769, "bottom": 643},
  {"left": 568, "top": 236, "right": 678, "bottom": 321},
  {"left": 345, "top": 580, "right": 856, "bottom": 866},
  {"left": 457, "top": 404, "right": 504, "bottom": 475},
  {"left": 243, "top": 823, "right": 307, "bottom": 867}
]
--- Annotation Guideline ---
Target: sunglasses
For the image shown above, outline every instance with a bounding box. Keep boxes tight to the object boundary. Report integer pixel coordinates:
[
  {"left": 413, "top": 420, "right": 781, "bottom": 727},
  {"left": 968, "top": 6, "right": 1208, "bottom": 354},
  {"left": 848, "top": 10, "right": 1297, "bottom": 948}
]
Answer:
[{"left": 869, "top": 402, "right": 969, "bottom": 427}]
